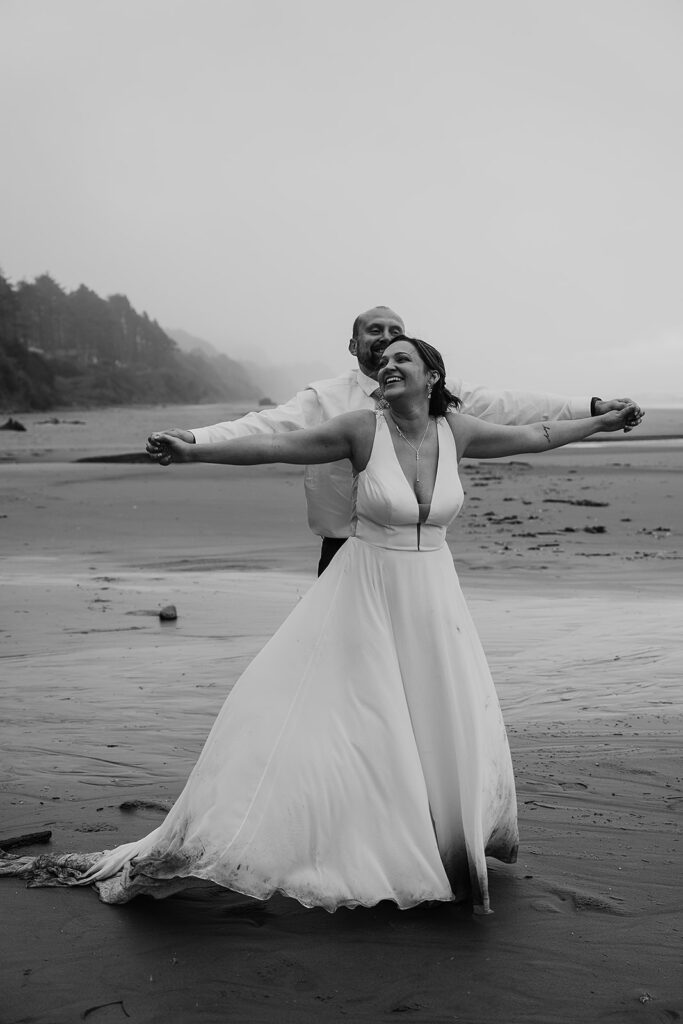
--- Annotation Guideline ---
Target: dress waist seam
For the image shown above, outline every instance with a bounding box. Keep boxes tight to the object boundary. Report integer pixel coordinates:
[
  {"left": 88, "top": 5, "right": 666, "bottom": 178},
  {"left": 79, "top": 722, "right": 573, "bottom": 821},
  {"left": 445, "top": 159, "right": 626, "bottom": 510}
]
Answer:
[{"left": 351, "top": 536, "right": 446, "bottom": 554}]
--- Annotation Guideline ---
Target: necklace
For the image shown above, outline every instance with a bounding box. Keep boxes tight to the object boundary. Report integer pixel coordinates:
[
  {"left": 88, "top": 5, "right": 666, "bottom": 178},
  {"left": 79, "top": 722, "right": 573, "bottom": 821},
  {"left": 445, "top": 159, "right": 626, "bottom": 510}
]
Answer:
[{"left": 390, "top": 415, "right": 431, "bottom": 483}]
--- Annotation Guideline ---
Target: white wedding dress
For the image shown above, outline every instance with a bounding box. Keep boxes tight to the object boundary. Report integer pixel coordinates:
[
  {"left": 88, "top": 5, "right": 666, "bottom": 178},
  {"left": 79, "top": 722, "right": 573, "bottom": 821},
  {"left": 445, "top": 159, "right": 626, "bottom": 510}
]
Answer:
[{"left": 3, "top": 412, "right": 518, "bottom": 913}]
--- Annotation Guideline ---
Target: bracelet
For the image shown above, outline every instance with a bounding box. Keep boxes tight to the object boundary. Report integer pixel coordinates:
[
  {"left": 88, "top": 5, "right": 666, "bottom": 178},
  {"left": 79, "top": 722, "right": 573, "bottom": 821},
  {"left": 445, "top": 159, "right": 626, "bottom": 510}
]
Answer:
[{"left": 590, "top": 397, "right": 602, "bottom": 416}]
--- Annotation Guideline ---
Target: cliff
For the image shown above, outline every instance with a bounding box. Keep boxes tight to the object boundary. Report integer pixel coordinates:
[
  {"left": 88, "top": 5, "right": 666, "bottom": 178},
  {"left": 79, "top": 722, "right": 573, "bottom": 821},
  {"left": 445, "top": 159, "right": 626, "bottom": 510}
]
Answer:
[{"left": 0, "top": 272, "right": 262, "bottom": 410}]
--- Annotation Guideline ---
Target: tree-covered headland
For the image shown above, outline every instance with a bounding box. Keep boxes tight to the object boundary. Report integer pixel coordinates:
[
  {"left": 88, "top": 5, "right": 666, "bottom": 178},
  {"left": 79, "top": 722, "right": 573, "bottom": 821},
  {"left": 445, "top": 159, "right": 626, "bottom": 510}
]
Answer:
[{"left": 0, "top": 271, "right": 261, "bottom": 411}]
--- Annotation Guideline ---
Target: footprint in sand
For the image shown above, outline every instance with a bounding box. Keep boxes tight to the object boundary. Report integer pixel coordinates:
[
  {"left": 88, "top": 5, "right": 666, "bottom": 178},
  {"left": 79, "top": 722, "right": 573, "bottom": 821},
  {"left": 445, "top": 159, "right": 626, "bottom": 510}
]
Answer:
[{"left": 531, "top": 886, "right": 625, "bottom": 915}]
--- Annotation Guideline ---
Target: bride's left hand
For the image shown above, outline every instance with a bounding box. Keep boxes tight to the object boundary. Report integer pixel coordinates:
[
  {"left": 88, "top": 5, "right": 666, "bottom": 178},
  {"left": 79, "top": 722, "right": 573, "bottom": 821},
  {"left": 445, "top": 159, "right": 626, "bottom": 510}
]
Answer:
[
  {"left": 593, "top": 398, "right": 644, "bottom": 432},
  {"left": 598, "top": 404, "right": 643, "bottom": 433},
  {"left": 146, "top": 431, "right": 195, "bottom": 465}
]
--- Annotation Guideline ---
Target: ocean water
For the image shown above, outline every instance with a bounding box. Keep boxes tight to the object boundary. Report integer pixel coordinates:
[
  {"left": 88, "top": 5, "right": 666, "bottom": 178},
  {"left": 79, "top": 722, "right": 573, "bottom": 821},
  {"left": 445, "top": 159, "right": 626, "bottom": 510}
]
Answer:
[
  {"left": 0, "top": 402, "right": 255, "bottom": 461},
  {"left": 0, "top": 402, "right": 681, "bottom": 462}
]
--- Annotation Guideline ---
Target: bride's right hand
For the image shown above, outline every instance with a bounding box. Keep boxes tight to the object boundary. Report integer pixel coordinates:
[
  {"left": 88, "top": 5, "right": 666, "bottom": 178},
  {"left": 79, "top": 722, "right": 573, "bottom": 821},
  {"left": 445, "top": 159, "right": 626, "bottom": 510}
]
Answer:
[{"left": 146, "top": 430, "right": 196, "bottom": 465}]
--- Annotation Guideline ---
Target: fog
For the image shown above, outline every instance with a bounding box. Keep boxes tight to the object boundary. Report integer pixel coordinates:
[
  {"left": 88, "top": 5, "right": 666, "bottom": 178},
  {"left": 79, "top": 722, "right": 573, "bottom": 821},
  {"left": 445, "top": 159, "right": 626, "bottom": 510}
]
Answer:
[{"left": 2, "top": 0, "right": 682, "bottom": 398}]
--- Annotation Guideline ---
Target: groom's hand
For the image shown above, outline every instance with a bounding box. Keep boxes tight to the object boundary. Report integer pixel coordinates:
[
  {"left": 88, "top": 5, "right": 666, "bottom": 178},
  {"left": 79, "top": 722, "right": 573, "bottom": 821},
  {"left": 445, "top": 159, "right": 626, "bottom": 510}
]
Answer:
[
  {"left": 598, "top": 404, "right": 641, "bottom": 433},
  {"left": 593, "top": 398, "right": 644, "bottom": 432},
  {"left": 146, "top": 427, "right": 195, "bottom": 465}
]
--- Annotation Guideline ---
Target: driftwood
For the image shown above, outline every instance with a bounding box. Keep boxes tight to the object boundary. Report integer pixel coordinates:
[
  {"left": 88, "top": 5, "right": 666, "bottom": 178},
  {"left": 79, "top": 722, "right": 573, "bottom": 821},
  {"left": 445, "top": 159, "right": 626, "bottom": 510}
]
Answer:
[
  {"left": 0, "top": 416, "right": 26, "bottom": 432},
  {"left": 0, "top": 829, "right": 52, "bottom": 850}
]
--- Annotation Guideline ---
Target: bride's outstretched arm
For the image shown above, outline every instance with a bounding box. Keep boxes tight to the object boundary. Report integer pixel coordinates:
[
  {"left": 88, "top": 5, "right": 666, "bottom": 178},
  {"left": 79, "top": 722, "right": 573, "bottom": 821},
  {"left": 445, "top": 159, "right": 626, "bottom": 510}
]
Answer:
[
  {"left": 148, "top": 410, "right": 371, "bottom": 468},
  {"left": 450, "top": 405, "right": 641, "bottom": 460}
]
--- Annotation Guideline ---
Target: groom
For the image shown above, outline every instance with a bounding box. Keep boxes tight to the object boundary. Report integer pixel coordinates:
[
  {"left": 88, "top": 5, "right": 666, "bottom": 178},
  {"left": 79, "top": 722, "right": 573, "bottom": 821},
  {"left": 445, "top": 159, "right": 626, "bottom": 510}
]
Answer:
[{"left": 147, "top": 305, "right": 642, "bottom": 574}]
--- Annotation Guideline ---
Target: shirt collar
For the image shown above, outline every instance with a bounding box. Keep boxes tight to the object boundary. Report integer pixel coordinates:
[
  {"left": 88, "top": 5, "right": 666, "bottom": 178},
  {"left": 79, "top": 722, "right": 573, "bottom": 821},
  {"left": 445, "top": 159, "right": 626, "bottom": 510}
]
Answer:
[{"left": 355, "top": 368, "right": 380, "bottom": 396}]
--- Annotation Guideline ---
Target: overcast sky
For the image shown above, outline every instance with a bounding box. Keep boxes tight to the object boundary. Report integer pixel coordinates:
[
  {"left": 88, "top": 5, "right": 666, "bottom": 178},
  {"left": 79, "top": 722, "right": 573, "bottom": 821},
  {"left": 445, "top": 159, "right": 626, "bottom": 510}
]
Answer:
[{"left": 1, "top": 0, "right": 681, "bottom": 397}]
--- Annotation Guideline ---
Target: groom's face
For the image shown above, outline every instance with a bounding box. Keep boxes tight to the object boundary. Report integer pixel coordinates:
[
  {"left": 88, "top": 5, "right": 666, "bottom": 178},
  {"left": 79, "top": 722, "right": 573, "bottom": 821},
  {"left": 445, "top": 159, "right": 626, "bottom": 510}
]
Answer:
[{"left": 349, "top": 307, "right": 405, "bottom": 379}]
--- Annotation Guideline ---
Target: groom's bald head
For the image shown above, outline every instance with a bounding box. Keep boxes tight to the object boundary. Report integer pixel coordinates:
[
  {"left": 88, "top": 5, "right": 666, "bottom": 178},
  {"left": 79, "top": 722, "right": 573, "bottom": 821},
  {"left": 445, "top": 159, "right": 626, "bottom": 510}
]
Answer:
[{"left": 351, "top": 306, "right": 404, "bottom": 341}]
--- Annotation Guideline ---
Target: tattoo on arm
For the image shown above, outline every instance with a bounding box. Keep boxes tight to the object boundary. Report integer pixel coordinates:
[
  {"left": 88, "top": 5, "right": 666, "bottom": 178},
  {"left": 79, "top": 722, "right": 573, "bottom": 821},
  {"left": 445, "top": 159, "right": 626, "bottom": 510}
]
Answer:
[{"left": 542, "top": 424, "right": 551, "bottom": 446}]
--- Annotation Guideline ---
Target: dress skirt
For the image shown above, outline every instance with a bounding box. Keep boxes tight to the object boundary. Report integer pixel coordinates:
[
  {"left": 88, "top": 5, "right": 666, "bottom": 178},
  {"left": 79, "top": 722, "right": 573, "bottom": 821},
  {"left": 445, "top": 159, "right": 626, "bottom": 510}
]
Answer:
[{"left": 83, "top": 536, "right": 518, "bottom": 913}]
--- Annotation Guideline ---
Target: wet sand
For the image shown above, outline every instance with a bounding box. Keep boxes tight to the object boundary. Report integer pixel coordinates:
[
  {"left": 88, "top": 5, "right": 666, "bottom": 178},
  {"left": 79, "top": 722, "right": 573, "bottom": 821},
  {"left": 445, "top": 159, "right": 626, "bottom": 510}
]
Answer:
[{"left": 1, "top": 449, "right": 682, "bottom": 1023}]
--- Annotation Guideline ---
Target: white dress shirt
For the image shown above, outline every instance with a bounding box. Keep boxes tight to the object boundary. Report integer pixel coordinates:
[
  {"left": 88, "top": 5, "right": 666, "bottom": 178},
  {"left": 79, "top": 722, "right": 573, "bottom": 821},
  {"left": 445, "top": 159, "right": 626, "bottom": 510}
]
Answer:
[{"left": 192, "top": 369, "right": 590, "bottom": 538}]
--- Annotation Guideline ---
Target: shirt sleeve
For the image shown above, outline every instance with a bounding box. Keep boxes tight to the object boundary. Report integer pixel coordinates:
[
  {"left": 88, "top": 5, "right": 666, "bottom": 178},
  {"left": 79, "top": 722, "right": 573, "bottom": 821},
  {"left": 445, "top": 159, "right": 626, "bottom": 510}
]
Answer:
[
  {"left": 190, "top": 388, "right": 323, "bottom": 444},
  {"left": 448, "top": 377, "right": 591, "bottom": 423}
]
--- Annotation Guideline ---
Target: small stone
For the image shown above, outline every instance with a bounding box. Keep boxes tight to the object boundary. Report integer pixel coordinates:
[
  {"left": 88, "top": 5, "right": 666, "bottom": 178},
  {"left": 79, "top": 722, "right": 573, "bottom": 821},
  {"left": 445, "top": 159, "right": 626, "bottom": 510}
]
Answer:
[{"left": 159, "top": 604, "right": 177, "bottom": 621}]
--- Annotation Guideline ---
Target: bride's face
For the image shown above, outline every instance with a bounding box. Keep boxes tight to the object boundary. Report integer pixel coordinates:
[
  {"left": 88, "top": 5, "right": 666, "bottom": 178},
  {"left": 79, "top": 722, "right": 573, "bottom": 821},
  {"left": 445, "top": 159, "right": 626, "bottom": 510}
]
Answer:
[{"left": 378, "top": 341, "right": 433, "bottom": 401}]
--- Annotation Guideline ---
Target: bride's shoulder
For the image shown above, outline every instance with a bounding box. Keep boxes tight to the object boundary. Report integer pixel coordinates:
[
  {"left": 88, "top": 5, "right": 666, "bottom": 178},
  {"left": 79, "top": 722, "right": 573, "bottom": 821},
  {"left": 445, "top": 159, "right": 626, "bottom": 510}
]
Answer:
[
  {"left": 445, "top": 409, "right": 478, "bottom": 439},
  {"left": 330, "top": 409, "right": 376, "bottom": 437},
  {"left": 332, "top": 409, "right": 376, "bottom": 472},
  {"left": 347, "top": 408, "right": 376, "bottom": 422}
]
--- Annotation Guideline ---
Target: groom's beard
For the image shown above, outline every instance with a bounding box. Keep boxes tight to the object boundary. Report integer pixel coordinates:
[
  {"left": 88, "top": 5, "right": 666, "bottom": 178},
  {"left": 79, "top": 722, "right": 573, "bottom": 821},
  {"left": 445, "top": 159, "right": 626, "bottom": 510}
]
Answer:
[{"left": 359, "top": 345, "right": 385, "bottom": 378}]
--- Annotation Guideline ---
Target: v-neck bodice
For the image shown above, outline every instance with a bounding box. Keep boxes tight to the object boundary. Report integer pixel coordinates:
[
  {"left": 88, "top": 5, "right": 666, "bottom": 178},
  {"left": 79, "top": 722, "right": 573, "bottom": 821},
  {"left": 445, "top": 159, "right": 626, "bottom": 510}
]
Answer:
[{"left": 352, "top": 412, "right": 464, "bottom": 551}]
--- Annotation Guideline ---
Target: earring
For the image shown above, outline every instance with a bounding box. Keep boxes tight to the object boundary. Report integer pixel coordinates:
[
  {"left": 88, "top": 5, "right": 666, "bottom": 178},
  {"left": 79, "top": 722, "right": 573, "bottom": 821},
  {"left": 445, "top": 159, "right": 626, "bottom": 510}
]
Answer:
[{"left": 426, "top": 383, "right": 433, "bottom": 400}]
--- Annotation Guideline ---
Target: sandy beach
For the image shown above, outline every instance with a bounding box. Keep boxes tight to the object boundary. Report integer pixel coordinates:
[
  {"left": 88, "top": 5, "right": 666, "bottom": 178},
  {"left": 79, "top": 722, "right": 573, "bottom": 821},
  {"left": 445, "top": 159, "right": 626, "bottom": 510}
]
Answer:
[{"left": 1, "top": 431, "right": 682, "bottom": 1022}]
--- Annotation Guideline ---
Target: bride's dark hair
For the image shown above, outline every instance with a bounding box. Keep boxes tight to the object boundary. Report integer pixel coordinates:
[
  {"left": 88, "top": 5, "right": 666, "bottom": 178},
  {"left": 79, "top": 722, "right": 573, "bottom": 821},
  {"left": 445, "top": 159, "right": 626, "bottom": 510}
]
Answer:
[{"left": 390, "top": 335, "right": 461, "bottom": 416}]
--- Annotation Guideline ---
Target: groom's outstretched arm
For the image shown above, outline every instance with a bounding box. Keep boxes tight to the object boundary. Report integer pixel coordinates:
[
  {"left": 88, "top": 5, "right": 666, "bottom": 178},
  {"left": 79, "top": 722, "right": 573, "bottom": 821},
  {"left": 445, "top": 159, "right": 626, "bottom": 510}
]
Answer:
[
  {"left": 190, "top": 388, "right": 322, "bottom": 443},
  {"left": 450, "top": 377, "right": 642, "bottom": 430},
  {"left": 146, "top": 388, "right": 323, "bottom": 464}
]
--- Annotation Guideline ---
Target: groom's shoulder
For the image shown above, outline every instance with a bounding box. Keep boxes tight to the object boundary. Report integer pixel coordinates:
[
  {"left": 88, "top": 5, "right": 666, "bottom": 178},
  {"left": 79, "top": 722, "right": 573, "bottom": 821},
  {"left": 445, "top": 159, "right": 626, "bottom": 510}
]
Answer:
[
  {"left": 306, "top": 368, "right": 358, "bottom": 396},
  {"left": 304, "top": 369, "right": 364, "bottom": 419}
]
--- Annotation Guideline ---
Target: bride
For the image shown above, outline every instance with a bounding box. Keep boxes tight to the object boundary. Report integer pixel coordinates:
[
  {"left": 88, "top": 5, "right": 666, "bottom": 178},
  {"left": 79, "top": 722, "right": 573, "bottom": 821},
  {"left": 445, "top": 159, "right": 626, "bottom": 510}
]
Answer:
[{"left": 3, "top": 336, "right": 637, "bottom": 914}]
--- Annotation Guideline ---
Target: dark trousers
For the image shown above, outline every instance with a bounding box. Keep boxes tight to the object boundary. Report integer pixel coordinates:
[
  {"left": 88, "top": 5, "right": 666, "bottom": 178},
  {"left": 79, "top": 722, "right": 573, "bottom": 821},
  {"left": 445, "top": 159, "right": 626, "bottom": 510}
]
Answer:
[{"left": 317, "top": 537, "right": 348, "bottom": 576}]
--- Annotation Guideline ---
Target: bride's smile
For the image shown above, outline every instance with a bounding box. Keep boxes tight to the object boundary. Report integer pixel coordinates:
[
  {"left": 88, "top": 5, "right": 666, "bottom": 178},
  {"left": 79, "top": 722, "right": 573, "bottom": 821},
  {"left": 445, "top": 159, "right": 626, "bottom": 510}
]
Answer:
[{"left": 378, "top": 348, "right": 428, "bottom": 400}]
